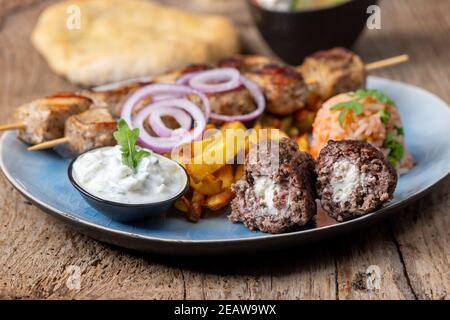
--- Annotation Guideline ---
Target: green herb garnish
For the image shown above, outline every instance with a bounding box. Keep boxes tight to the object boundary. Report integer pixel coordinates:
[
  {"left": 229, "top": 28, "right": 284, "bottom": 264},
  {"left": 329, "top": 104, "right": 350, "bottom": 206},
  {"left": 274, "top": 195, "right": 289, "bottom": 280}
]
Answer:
[
  {"left": 379, "top": 109, "right": 391, "bottom": 124},
  {"left": 330, "top": 89, "right": 395, "bottom": 127},
  {"left": 330, "top": 100, "right": 363, "bottom": 126},
  {"left": 396, "top": 127, "right": 404, "bottom": 136},
  {"left": 383, "top": 133, "right": 404, "bottom": 167},
  {"left": 113, "top": 119, "right": 150, "bottom": 170},
  {"left": 353, "top": 89, "right": 395, "bottom": 106}
]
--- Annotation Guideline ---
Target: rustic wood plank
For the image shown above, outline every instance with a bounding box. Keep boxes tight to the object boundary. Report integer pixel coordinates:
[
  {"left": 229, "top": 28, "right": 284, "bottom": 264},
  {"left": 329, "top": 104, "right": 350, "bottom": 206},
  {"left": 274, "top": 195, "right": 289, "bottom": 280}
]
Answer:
[
  {"left": 388, "top": 182, "right": 450, "bottom": 300},
  {"left": 0, "top": 0, "right": 39, "bottom": 25},
  {"left": 181, "top": 246, "right": 337, "bottom": 300},
  {"left": 355, "top": 0, "right": 450, "bottom": 301},
  {"left": 334, "top": 224, "right": 416, "bottom": 300},
  {"left": 0, "top": 0, "right": 448, "bottom": 300}
]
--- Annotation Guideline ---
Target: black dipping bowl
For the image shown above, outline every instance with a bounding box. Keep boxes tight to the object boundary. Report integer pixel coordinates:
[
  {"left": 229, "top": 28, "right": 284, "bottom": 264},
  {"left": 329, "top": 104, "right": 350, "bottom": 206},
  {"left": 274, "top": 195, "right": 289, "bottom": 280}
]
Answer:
[
  {"left": 68, "top": 149, "right": 189, "bottom": 223},
  {"left": 247, "top": 0, "right": 378, "bottom": 64}
]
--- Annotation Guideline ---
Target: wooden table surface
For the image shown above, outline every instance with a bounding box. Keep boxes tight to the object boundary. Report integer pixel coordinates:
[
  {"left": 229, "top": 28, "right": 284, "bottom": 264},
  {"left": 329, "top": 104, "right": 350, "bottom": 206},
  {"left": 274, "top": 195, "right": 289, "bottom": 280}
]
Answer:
[{"left": 0, "top": 0, "right": 449, "bottom": 300}]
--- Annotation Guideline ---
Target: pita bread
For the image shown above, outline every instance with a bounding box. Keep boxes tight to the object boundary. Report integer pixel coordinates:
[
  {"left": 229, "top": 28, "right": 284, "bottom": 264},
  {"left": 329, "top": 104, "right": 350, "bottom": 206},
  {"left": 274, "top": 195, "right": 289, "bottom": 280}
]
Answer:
[{"left": 32, "top": 0, "right": 239, "bottom": 86}]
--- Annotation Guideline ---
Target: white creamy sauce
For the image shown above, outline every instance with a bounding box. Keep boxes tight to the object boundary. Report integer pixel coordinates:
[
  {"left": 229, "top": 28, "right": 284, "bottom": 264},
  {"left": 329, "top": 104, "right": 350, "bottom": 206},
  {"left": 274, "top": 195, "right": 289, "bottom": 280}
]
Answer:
[
  {"left": 72, "top": 146, "right": 187, "bottom": 204},
  {"left": 254, "top": 176, "right": 279, "bottom": 215},
  {"left": 330, "top": 159, "right": 365, "bottom": 203}
]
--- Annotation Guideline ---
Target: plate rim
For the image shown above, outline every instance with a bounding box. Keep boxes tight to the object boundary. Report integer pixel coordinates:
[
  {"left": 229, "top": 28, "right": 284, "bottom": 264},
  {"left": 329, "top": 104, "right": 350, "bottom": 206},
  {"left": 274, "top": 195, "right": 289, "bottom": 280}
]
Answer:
[{"left": 1, "top": 76, "right": 449, "bottom": 247}]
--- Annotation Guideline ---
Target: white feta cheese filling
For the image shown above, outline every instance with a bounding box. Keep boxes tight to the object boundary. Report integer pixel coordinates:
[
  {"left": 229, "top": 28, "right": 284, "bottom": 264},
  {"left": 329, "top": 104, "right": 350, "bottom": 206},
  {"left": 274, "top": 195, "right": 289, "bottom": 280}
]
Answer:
[
  {"left": 254, "top": 176, "right": 280, "bottom": 215},
  {"left": 330, "top": 159, "right": 365, "bottom": 203}
]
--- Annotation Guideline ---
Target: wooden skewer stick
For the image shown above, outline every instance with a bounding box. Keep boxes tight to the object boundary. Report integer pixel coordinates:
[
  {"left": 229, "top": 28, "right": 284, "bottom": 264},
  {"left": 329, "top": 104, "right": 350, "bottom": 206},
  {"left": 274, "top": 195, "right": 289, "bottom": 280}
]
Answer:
[
  {"left": 0, "top": 122, "right": 26, "bottom": 131},
  {"left": 304, "top": 54, "right": 410, "bottom": 85},
  {"left": 27, "top": 137, "right": 70, "bottom": 151},
  {"left": 365, "top": 54, "right": 409, "bottom": 72}
]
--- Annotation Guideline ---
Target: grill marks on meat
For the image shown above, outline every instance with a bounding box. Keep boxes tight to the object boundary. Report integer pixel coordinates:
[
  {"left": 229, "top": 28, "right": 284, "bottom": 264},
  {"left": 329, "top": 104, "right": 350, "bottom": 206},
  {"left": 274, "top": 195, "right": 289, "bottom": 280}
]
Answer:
[
  {"left": 157, "top": 62, "right": 258, "bottom": 117},
  {"left": 218, "top": 56, "right": 309, "bottom": 116},
  {"left": 64, "top": 108, "right": 116, "bottom": 155},
  {"left": 244, "top": 64, "right": 308, "bottom": 116},
  {"left": 316, "top": 140, "right": 397, "bottom": 222},
  {"left": 207, "top": 86, "right": 256, "bottom": 116},
  {"left": 299, "top": 47, "right": 365, "bottom": 101},
  {"left": 81, "top": 81, "right": 149, "bottom": 118},
  {"left": 230, "top": 138, "right": 316, "bottom": 234},
  {"left": 14, "top": 93, "right": 92, "bottom": 145}
]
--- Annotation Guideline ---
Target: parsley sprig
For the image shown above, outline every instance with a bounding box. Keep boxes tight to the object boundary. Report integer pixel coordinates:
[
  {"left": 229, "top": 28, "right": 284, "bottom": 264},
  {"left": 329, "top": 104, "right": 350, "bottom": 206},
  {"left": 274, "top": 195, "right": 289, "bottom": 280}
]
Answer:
[
  {"left": 330, "top": 100, "right": 363, "bottom": 126},
  {"left": 383, "top": 133, "right": 404, "bottom": 167},
  {"left": 113, "top": 119, "right": 150, "bottom": 170},
  {"left": 330, "top": 89, "right": 395, "bottom": 126},
  {"left": 353, "top": 89, "right": 395, "bottom": 105},
  {"left": 379, "top": 109, "right": 391, "bottom": 124}
]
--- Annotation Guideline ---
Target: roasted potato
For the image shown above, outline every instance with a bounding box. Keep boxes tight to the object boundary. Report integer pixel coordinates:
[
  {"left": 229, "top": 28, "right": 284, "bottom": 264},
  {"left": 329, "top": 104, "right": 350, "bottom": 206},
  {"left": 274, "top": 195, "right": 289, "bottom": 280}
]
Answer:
[
  {"left": 296, "top": 133, "right": 309, "bottom": 152},
  {"left": 205, "top": 189, "right": 234, "bottom": 211},
  {"left": 174, "top": 196, "right": 190, "bottom": 213},
  {"left": 248, "top": 127, "right": 289, "bottom": 146},
  {"left": 188, "top": 191, "right": 205, "bottom": 222},
  {"left": 190, "top": 174, "right": 223, "bottom": 195},
  {"left": 186, "top": 121, "right": 246, "bottom": 182},
  {"left": 214, "top": 165, "right": 234, "bottom": 190},
  {"left": 234, "top": 164, "right": 244, "bottom": 181}
]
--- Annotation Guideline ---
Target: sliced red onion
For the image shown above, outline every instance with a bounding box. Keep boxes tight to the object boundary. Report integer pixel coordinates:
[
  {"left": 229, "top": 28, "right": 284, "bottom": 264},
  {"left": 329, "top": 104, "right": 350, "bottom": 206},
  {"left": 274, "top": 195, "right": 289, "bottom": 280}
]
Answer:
[
  {"left": 171, "top": 128, "right": 189, "bottom": 138},
  {"left": 152, "top": 94, "right": 181, "bottom": 101},
  {"left": 208, "top": 76, "right": 266, "bottom": 122},
  {"left": 175, "top": 71, "right": 204, "bottom": 86},
  {"left": 121, "top": 83, "right": 210, "bottom": 125},
  {"left": 187, "top": 68, "right": 241, "bottom": 93},
  {"left": 133, "top": 99, "right": 206, "bottom": 153},
  {"left": 148, "top": 106, "right": 192, "bottom": 138}
]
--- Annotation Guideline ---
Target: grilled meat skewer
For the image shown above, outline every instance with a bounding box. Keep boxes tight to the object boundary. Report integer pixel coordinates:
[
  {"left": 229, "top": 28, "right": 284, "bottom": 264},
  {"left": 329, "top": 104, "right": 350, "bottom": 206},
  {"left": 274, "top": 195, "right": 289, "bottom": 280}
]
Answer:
[
  {"left": 298, "top": 47, "right": 366, "bottom": 102},
  {"left": 155, "top": 63, "right": 260, "bottom": 117},
  {"left": 80, "top": 81, "right": 150, "bottom": 118},
  {"left": 64, "top": 108, "right": 117, "bottom": 154},
  {"left": 3, "top": 49, "right": 409, "bottom": 154},
  {"left": 28, "top": 108, "right": 117, "bottom": 154},
  {"left": 218, "top": 55, "right": 309, "bottom": 116},
  {"left": 245, "top": 64, "right": 309, "bottom": 116},
  {"left": 13, "top": 93, "right": 92, "bottom": 145}
]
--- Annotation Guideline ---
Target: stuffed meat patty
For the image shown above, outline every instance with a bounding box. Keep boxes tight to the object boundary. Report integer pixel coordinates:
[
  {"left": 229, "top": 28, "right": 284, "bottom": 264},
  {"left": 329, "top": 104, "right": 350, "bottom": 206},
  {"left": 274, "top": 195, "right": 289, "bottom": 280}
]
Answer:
[
  {"left": 229, "top": 138, "right": 316, "bottom": 234},
  {"left": 316, "top": 140, "right": 397, "bottom": 222}
]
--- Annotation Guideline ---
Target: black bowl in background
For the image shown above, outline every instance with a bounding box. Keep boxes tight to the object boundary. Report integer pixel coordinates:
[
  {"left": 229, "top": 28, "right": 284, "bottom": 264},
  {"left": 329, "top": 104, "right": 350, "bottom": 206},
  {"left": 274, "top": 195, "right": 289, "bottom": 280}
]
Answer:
[
  {"left": 68, "top": 149, "right": 189, "bottom": 223},
  {"left": 247, "top": 0, "right": 378, "bottom": 64}
]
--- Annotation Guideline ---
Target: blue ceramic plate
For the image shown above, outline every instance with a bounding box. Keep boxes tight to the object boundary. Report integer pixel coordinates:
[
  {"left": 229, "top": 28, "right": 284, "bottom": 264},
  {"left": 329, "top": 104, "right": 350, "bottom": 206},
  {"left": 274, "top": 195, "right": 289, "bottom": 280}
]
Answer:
[{"left": 1, "top": 76, "right": 450, "bottom": 255}]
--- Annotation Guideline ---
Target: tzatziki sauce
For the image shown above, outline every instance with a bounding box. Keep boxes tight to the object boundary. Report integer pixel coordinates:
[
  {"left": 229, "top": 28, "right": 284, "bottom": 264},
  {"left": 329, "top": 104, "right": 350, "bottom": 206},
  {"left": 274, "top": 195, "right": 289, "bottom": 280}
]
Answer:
[{"left": 72, "top": 146, "right": 187, "bottom": 204}]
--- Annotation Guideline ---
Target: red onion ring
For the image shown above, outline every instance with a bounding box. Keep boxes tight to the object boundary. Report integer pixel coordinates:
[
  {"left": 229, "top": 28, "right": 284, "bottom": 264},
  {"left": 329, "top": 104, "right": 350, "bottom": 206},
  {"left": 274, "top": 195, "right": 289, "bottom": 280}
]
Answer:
[
  {"left": 187, "top": 68, "right": 241, "bottom": 93},
  {"left": 148, "top": 106, "right": 192, "bottom": 138},
  {"left": 152, "top": 94, "right": 181, "bottom": 101},
  {"left": 133, "top": 99, "right": 206, "bottom": 153},
  {"left": 208, "top": 76, "right": 266, "bottom": 122},
  {"left": 121, "top": 84, "right": 210, "bottom": 126},
  {"left": 175, "top": 70, "right": 204, "bottom": 86},
  {"left": 171, "top": 128, "right": 189, "bottom": 138},
  {"left": 175, "top": 68, "right": 266, "bottom": 122}
]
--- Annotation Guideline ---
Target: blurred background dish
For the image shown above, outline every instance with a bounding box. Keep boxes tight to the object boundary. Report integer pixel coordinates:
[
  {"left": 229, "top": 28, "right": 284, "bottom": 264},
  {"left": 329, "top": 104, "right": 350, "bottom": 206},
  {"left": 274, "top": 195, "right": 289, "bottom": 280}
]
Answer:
[{"left": 247, "top": 0, "right": 378, "bottom": 64}]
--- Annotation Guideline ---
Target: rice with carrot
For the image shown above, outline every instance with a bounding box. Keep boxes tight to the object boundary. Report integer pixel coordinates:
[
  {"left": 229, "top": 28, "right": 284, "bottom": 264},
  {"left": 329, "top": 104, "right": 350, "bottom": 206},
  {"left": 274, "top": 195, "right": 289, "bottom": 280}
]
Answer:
[{"left": 311, "top": 90, "right": 414, "bottom": 175}]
